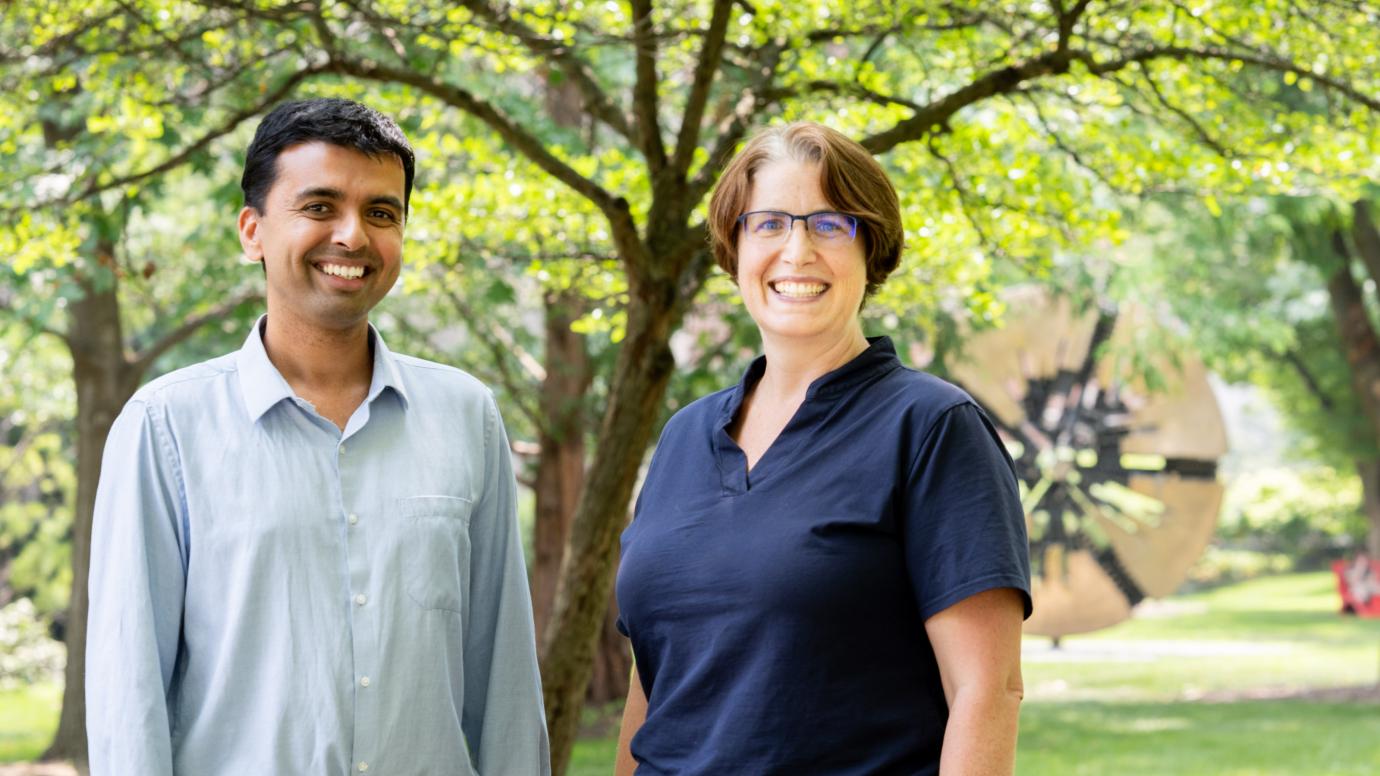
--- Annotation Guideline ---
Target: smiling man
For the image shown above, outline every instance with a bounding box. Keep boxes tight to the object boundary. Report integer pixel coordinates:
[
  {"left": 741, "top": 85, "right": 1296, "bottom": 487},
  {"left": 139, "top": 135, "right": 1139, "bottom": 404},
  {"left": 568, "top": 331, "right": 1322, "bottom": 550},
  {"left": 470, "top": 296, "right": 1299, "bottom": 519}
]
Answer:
[{"left": 85, "top": 99, "right": 550, "bottom": 775}]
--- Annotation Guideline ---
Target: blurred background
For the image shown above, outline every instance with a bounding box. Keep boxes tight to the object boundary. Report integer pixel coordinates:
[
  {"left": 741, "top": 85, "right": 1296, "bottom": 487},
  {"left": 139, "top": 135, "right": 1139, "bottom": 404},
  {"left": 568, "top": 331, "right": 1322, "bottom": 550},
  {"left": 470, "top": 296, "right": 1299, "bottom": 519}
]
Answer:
[{"left": 2, "top": 2, "right": 1379, "bottom": 774}]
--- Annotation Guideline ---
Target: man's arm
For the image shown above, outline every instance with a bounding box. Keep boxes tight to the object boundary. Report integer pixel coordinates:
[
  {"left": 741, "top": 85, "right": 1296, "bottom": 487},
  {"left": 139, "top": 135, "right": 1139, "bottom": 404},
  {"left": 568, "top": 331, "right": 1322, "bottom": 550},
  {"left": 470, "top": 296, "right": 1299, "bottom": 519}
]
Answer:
[
  {"left": 86, "top": 400, "right": 186, "bottom": 776},
  {"left": 926, "top": 587, "right": 1026, "bottom": 776},
  {"left": 462, "top": 395, "right": 551, "bottom": 775}
]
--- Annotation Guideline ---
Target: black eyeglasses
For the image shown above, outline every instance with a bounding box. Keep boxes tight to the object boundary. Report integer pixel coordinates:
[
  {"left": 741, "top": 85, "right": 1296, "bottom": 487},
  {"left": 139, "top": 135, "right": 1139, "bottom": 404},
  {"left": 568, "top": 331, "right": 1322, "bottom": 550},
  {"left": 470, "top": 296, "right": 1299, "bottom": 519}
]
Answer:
[{"left": 736, "top": 210, "right": 859, "bottom": 244}]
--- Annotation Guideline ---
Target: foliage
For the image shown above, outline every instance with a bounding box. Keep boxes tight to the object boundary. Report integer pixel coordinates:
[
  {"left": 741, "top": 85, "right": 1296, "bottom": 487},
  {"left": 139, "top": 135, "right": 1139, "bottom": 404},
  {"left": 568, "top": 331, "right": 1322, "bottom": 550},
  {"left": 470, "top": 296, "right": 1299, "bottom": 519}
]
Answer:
[
  {"left": 1217, "top": 466, "right": 1368, "bottom": 561},
  {"left": 0, "top": 327, "right": 74, "bottom": 622},
  {"left": 0, "top": 599, "right": 65, "bottom": 691}
]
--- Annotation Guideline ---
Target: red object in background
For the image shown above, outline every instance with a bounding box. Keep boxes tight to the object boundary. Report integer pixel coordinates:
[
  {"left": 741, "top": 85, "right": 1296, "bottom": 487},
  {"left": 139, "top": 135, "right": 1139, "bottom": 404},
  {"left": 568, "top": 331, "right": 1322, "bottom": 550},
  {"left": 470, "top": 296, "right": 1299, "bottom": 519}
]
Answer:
[{"left": 1334, "top": 555, "right": 1380, "bottom": 617}]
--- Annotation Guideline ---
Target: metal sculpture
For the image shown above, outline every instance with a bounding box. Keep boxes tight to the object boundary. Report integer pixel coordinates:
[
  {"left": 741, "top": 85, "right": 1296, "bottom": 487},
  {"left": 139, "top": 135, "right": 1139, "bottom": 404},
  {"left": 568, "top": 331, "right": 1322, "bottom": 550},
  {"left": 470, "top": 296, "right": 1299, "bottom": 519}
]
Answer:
[{"left": 949, "top": 288, "right": 1227, "bottom": 638}]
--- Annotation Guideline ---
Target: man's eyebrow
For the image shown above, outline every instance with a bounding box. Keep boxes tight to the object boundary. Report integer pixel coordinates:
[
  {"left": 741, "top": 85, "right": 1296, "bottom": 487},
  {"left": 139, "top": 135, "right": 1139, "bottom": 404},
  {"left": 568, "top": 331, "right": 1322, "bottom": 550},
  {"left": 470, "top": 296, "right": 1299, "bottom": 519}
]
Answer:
[
  {"left": 292, "top": 186, "right": 344, "bottom": 202},
  {"left": 369, "top": 195, "right": 405, "bottom": 212}
]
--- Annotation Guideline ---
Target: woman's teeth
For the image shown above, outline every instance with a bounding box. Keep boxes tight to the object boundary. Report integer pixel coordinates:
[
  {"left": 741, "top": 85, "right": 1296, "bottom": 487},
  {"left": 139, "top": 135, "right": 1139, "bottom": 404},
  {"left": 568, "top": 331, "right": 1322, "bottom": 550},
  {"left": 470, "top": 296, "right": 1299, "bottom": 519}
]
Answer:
[{"left": 772, "top": 280, "right": 826, "bottom": 298}]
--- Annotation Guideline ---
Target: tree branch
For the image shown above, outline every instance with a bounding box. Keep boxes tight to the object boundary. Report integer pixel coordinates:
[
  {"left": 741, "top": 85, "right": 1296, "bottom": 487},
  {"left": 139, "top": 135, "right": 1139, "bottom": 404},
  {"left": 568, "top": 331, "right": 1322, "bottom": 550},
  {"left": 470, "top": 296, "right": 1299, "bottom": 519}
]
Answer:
[
  {"left": 436, "top": 280, "right": 546, "bottom": 433},
  {"left": 671, "top": 0, "right": 735, "bottom": 176},
  {"left": 1352, "top": 200, "right": 1380, "bottom": 290},
  {"left": 1018, "top": 92, "right": 1133, "bottom": 194},
  {"left": 1283, "top": 348, "right": 1335, "bottom": 411},
  {"left": 41, "top": 64, "right": 328, "bottom": 209},
  {"left": 1134, "top": 64, "right": 1233, "bottom": 158},
  {"left": 456, "top": 0, "right": 633, "bottom": 140},
  {"left": 863, "top": 40, "right": 1380, "bottom": 157},
  {"left": 629, "top": 0, "right": 667, "bottom": 172},
  {"left": 862, "top": 48, "right": 1080, "bottom": 154},
  {"left": 326, "top": 55, "right": 650, "bottom": 270},
  {"left": 686, "top": 40, "right": 786, "bottom": 205},
  {"left": 131, "top": 288, "right": 261, "bottom": 374}
]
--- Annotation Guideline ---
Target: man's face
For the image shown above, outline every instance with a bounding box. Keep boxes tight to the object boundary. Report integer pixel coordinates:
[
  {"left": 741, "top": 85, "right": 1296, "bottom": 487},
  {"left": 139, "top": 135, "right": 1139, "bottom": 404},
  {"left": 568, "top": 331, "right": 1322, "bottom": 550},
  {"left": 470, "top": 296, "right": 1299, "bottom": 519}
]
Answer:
[{"left": 238, "top": 141, "right": 406, "bottom": 333}]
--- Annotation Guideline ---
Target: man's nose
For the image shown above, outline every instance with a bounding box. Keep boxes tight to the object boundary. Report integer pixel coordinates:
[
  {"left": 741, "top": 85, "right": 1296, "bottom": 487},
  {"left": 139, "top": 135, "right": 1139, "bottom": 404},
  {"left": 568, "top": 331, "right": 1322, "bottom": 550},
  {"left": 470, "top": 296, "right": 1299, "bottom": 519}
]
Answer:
[{"left": 333, "top": 212, "right": 367, "bottom": 251}]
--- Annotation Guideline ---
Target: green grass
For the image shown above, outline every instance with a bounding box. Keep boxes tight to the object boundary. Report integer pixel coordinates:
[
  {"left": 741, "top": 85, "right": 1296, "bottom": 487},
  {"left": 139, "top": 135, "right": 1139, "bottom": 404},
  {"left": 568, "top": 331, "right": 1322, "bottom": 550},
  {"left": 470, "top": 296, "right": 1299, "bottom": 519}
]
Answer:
[
  {"left": 0, "top": 683, "right": 60, "bottom": 762},
  {"left": 1018, "top": 701, "right": 1380, "bottom": 775},
  {"left": 1023, "top": 572, "right": 1380, "bottom": 699}
]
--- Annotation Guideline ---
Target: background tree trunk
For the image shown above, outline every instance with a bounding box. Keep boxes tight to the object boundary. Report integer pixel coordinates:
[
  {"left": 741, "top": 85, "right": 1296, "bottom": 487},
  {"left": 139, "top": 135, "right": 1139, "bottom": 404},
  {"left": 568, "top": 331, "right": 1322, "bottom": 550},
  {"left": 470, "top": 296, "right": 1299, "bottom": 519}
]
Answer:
[
  {"left": 45, "top": 270, "right": 140, "bottom": 763},
  {"left": 533, "top": 290, "right": 592, "bottom": 641},
  {"left": 530, "top": 290, "right": 631, "bottom": 708},
  {"left": 1327, "top": 215, "right": 1380, "bottom": 560},
  {"left": 539, "top": 277, "right": 679, "bottom": 774},
  {"left": 1356, "top": 459, "right": 1380, "bottom": 558}
]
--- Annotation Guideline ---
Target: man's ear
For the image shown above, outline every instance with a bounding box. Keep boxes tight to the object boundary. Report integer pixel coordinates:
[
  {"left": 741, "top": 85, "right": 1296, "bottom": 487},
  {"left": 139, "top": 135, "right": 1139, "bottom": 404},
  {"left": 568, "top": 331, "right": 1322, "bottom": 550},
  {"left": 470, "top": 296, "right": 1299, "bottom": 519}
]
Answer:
[{"left": 238, "top": 206, "right": 263, "bottom": 263}]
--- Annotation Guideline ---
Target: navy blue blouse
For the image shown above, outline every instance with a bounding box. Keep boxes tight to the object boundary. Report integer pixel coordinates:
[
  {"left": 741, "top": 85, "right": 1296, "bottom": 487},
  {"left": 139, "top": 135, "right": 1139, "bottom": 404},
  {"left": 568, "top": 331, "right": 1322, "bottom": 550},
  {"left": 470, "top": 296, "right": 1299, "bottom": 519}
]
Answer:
[{"left": 616, "top": 337, "right": 1031, "bottom": 775}]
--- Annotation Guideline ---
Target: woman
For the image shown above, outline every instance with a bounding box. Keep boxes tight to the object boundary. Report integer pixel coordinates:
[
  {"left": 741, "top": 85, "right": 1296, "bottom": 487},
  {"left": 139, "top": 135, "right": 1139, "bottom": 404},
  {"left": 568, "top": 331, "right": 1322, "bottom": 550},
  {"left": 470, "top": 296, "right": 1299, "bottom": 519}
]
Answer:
[{"left": 614, "top": 122, "right": 1031, "bottom": 775}]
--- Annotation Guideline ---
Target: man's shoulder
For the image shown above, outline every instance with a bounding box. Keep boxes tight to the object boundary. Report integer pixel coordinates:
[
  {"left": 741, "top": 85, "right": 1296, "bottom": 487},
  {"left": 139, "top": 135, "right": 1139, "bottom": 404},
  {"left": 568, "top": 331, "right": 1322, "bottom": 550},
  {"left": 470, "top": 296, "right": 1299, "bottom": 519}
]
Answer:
[
  {"left": 127, "top": 352, "right": 240, "bottom": 409},
  {"left": 390, "top": 353, "right": 492, "bottom": 402}
]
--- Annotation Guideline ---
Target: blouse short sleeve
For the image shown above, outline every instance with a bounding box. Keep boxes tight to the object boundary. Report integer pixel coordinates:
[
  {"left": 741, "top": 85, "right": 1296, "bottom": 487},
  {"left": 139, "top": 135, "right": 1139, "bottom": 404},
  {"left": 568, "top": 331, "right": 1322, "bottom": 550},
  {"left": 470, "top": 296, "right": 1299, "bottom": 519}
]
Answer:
[{"left": 903, "top": 401, "right": 1033, "bottom": 621}]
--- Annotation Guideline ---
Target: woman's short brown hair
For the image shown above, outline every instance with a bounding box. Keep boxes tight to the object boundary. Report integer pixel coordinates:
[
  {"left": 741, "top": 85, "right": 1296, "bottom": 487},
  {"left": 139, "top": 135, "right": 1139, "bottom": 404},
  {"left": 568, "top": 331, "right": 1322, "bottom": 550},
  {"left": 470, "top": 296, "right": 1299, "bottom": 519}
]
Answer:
[{"left": 707, "top": 122, "right": 905, "bottom": 296}]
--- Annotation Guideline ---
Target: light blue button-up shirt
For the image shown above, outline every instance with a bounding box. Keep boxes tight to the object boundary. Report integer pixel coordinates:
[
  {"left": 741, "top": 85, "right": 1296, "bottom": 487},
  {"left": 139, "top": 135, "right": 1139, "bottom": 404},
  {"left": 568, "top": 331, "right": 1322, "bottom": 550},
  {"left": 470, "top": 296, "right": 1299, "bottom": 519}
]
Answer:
[{"left": 86, "top": 319, "right": 550, "bottom": 775}]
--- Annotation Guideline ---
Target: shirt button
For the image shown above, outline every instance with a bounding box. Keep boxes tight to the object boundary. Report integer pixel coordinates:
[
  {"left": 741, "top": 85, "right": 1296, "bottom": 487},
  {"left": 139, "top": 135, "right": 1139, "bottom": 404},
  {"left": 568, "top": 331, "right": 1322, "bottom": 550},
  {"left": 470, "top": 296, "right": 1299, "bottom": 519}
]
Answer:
[
  {"left": 339, "top": 443, "right": 347, "bottom": 455},
  {"left": 360, "top": 676, "right": 371, "bottom": 687},
  {"left": 357, "top": 763, "right": 369, "bottom": 772},
  {"left": 348, "top": 513, "right": 359, "bottom": 526},
  {"left": 355, "top": 594, "right": 367, "bottom": 606}
]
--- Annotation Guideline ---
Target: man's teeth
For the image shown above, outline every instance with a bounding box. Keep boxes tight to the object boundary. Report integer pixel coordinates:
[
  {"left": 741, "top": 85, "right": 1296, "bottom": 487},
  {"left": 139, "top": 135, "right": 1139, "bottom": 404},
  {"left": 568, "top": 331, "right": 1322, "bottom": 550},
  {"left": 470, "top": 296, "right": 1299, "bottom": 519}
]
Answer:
[
  {"left": 773, "top": 281, "right": 826, "bottom": 298},
  {"left": 321, "top": 263, "right": 365, "bottom": 279}
]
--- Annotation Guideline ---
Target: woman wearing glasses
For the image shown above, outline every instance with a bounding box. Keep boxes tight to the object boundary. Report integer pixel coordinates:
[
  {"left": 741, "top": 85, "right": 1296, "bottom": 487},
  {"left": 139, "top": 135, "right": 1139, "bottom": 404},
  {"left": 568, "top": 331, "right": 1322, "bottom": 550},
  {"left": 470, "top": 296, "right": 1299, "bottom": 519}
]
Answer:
[{"left": 614, "top": 122, "right": 1031, "bottom": 775}]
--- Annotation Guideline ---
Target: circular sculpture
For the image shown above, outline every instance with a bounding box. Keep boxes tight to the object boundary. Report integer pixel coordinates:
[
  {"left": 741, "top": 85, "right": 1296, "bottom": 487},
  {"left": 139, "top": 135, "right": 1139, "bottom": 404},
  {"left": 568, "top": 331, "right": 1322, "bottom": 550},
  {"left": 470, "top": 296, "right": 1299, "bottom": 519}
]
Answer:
[{"left": 948, "top": 288, "right": 1227, "bottom": 638}]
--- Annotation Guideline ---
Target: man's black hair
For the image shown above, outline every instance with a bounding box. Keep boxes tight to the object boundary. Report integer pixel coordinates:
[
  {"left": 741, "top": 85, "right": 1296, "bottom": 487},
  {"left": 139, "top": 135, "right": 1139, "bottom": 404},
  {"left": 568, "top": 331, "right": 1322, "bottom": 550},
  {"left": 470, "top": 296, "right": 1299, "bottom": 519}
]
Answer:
[{"left": 241, "top": 98, "right": 415, "bottom": 214}]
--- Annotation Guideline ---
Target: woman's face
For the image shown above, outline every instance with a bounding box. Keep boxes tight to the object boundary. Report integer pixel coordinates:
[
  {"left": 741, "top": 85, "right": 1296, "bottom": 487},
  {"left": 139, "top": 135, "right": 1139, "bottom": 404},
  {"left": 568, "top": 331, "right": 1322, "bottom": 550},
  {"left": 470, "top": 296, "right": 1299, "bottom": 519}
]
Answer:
[{"left": 736, "top": 159, "right": 868, "bottom": 347}]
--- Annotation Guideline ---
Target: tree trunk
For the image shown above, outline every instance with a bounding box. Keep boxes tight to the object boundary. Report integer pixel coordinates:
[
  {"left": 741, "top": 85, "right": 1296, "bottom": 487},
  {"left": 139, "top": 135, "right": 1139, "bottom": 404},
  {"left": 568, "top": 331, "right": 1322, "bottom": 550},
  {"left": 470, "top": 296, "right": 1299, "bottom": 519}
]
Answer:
[
  {"left": 531, "top": 291, "right": 630, "bottom": 709},
  {"left": 540, "top": 277, "right": 679, "bottom": 775},
  {"left": 1356, "top": 459, "right": 1380, "bottom": 558},
  {"left": 1327, "top": 242, "right": 1380, "bottom": 561},
  {"left": 585, "top": 588, "right": 631, "bottom": 705},
  {"left": 45, "top": 274, "right": 140, "bottom": 764},
  {"left": 532, "top": 291, "right": 593, "bottom": 643}
]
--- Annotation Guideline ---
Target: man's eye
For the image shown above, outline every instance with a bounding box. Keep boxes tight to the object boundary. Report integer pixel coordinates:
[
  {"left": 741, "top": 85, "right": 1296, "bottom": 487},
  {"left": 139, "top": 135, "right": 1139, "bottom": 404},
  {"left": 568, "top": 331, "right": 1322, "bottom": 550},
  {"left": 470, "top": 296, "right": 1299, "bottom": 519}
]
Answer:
[
  {"left": 369, "top": 209, "right": 398, "bottom": 222},
  {"left": 302, "top": 203, "right": 330, "bottom": 214}
]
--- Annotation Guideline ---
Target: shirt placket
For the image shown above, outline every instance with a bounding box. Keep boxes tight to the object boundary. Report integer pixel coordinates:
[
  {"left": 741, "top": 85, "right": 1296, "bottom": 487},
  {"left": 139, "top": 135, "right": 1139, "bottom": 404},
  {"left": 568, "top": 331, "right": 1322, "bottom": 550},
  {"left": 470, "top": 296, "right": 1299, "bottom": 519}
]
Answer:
[{"left": 339, "top": 433, "right": 380, "bottom": 773}]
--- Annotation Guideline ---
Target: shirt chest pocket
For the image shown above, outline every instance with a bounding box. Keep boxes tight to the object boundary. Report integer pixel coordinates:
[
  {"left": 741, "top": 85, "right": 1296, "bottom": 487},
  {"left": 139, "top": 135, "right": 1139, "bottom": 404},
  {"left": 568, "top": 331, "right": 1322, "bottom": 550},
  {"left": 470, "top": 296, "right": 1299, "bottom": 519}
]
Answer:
[{"left": 398, "top": 495, "right": 474, "bottom": 613}]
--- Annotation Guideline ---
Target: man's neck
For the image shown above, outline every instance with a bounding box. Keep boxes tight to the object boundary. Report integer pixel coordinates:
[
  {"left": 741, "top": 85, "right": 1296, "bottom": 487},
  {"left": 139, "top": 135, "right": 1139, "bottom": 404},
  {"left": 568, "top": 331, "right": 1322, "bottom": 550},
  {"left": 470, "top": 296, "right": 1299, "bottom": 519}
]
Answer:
[{"left": 261, "top": 313, "right": 374, "bottom": 429}]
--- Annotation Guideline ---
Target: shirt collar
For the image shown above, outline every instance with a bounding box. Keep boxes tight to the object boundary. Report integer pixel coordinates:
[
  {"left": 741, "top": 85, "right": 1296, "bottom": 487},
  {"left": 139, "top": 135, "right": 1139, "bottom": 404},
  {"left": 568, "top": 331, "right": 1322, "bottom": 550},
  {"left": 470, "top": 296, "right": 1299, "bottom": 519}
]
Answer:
[
  {"left": 718, "top": 336, "right": 902, "bottom": 426},
  {"left": 236, "top": 316, "right": 412, "bottom": 423}
]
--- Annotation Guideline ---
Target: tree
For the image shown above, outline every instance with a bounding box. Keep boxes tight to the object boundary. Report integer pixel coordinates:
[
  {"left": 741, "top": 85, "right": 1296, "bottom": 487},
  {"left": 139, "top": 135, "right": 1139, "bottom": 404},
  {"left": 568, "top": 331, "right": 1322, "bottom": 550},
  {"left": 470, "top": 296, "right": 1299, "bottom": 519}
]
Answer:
[
  {"left": 7, "top": 2, "right": 1380, "bottom": 770},
  {"left": 1112, "top": 192, "right": 1380, "bottom": 558},
  {"left": 0, "top": 97, "right": 265, "bottom": 756}
]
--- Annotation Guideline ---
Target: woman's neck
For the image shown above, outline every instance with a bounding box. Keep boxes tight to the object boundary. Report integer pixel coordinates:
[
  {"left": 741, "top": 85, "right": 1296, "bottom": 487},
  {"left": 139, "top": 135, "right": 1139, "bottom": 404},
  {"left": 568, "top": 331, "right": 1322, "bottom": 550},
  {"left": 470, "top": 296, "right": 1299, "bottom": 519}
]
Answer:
[{"left": 754, "top": 324, "right": 870, "bottom": 404}]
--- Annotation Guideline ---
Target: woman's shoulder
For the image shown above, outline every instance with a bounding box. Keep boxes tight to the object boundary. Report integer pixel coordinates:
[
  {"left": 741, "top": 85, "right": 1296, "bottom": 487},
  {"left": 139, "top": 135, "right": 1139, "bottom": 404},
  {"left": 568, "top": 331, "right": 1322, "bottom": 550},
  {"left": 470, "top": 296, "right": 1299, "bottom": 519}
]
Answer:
[
  {"left": 658, "top": 383, "right": 738, "bottom": 439},
  {"left": 876, "top": 363, "right": 980, "bottom": 418}
]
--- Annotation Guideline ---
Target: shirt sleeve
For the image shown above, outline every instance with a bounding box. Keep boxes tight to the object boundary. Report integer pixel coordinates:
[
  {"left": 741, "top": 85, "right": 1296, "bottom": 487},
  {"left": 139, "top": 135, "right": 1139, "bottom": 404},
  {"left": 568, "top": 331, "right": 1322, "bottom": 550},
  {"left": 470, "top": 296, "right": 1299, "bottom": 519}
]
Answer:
[
  {"left": 462, "top": 395, "right": 552, "bottom": 775},
  {"left": 86, "top": 400, "right": 186, "bottom": 776},
  {"left": 903, "top": 402, "right": 1033, "bottom": 621}
]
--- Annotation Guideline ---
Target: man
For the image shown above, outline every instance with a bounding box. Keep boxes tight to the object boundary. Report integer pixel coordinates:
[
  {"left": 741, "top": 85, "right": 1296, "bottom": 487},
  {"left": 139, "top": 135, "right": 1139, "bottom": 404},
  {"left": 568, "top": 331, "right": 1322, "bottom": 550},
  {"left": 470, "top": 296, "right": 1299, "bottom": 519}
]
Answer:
[{"left": 86, "top": 98, "right": 550, "bottom": 775}]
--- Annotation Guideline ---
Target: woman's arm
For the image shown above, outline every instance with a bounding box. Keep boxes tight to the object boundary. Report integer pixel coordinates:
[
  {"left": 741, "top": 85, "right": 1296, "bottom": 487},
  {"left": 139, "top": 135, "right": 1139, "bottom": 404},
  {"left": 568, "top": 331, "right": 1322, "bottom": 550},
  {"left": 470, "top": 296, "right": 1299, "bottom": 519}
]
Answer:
[
  {"left": 614, "top": 665, "right": 648, "bottom": 776},
  {"left": 925, "top": 587, "right": 1027, "bottom": 776}
]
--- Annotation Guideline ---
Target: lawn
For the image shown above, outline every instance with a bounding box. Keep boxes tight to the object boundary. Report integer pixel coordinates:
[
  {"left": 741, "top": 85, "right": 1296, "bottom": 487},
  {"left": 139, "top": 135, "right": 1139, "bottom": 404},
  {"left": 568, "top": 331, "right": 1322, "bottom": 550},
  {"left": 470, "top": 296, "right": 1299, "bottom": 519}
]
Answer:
[
  {"left": 4, "top": 572, "right": 1378, "bottom": 774},
  {"left": 0, "top": 683, "right": 60, "bottom": 762}
]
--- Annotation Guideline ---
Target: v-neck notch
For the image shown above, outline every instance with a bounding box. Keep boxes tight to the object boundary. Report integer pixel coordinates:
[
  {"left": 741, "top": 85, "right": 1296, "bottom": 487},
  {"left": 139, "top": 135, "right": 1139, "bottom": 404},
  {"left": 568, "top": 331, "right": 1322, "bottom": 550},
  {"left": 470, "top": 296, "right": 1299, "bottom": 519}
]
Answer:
[{"left": 714, "top": 337, "right": 903, "bottom": 494}]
